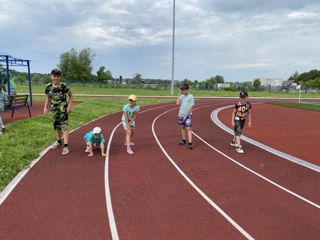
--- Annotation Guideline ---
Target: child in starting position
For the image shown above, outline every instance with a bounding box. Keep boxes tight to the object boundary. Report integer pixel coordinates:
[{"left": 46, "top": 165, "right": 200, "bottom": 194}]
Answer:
[
  {"left": 230, "top": 91, "right": 252, "bottom": 153},
  {"left": 122, "top": 95, "right": 139, "bottom": 155},
  {"left": 83, "top": 127, "right": 106, "bottom": 157}
]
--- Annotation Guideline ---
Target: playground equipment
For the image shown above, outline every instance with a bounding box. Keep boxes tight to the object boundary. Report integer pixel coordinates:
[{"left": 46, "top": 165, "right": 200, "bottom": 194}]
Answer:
[{"left": 0, "top": 55, "right": 33, "bottom": 106}]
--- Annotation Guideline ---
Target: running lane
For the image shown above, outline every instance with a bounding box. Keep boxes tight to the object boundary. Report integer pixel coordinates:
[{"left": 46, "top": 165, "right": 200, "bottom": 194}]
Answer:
[
  {"left": 218, "top": 103, "right": 320, "bottom": 166},
  {"left": 153, "top": 99, "right": 320, "bottom": 239},
  {"left": 107, "top": 101, "right": 246, "bottom": 239},
  {"left": 0, "top": 111, "right": 124, "bottom": 240}
]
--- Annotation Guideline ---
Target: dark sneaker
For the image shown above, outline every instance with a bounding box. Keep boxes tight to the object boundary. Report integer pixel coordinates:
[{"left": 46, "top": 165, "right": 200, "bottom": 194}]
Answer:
[
  {"left": 188, "top": 143, "right": 193, "bottom": 150},
  {"left": 179, "top": 140, "right": 187, "bottom": 145}
]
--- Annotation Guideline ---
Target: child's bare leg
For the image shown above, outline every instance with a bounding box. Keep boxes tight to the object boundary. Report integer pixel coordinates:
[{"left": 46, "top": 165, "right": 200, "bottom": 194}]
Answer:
[
  {"left": 187, "top": 127, "right": 192, "bottom": 143},
  {"left": 181, "top": 125, "right": 187, "bottom": 140},
  {"left": 63, "top": 130, "right": 69, "bottom": 145},
  {"left": 235, "top": 136, "right": 241, "bottom": 146},
  {"left": 126, "top": 128, "right": 134, "bottom": 154}
]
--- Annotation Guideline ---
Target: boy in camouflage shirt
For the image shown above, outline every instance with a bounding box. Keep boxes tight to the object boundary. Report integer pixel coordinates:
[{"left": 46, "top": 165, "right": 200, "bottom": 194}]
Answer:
[{"left": 44, "top": 69, "right": 73, "bottom": 154}]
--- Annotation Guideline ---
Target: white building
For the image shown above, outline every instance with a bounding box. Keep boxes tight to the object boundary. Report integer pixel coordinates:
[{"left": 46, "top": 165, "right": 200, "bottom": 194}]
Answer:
[{"left": 259, "top": 78, "right": 285, "bottom": 87}]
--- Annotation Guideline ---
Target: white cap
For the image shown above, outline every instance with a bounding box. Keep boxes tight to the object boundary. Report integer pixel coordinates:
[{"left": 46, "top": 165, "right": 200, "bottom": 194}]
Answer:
[{"left": 93, "top": 127, "right": 102, "bottom": 134}]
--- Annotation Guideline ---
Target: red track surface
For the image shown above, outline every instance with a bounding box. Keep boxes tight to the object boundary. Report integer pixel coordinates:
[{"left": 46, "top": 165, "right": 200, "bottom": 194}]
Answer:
[{"left": 0, "top": 98, "right": 319, "bottom": 239}]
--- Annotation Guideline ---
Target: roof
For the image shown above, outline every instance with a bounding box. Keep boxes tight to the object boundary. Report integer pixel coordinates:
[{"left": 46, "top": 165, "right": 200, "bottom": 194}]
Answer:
[{"left": 282, "top": 80, "right": 298, "bottom": 87}]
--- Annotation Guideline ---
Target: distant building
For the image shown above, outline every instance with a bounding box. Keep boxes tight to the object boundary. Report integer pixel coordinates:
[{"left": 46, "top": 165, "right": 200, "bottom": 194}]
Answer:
[
  {"left": 282, "top": 80, "right": 299, "bottom": 91},
  {"left": 215, "top": 83, "right": 230, "bottom": 90},
  {"left": 259, "top": 78, "right": 285, "bottom": 87},
  {"left": 258, "top": 78, "right": 285, "bottom": 91}
]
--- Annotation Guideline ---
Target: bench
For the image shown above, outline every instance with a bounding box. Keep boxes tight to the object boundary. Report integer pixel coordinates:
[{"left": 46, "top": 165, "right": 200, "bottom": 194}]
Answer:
[{"left": 4, "top": 94, "right": 31, "bottom": 118}]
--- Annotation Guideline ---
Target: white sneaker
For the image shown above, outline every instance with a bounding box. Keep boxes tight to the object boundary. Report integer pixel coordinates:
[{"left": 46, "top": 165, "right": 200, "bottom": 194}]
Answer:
[
  {"left": 62, "top": 147, "right": 69, "bottom": 155},
  {"left": 51, "top": 141, "right": 62, "bottom": 149},
  {"left": 85, "top": 146, "right": 90, "bottom": 153},
  {"left": 127, "top": 148, "right": 134, "bottom": 155},
  {"left": 230, "top": 141, "right": 237, "bottom": 147},
  {"left": 236, "top": 146, "right": 244, "bottom": 154}
]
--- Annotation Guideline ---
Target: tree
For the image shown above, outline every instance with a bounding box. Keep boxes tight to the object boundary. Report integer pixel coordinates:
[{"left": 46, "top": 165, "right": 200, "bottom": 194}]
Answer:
[
  {"left": 252, "top": 78, "right": 261, "bottom": 91},
  {"left": 97, "top": 66, "right": 113, "bottom": 81},
  {"left": 289, "top": 71, "right": 299, "bottom": 80},
  {"left": 132, "top": 73, "right": 142, "bottom": 84},
  {"left": 204, "top": 75, "right": 225, "bottom": 89},
  {"left": 58, "top": 48, "right": 95, "bottom": 81}
]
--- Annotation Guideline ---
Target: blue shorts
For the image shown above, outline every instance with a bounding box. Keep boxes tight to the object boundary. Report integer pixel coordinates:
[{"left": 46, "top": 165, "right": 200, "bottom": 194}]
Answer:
[
  {"left": 178, "top": 114, "right": 192, "bottom": 127},
  {"left": 122, "top": 121, "right": 135, "bottom": 129}
]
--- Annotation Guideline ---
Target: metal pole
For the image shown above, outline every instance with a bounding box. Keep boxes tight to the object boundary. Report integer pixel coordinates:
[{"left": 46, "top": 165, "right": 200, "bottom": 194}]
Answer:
[{"left": 171, "top": 0, "right": 176, "bottom": 95}]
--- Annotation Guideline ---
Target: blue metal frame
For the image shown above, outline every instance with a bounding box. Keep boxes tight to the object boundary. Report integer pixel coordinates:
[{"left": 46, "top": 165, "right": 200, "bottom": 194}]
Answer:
[{"left": 0, "top": 55, "right": 33, "bottom": 106}]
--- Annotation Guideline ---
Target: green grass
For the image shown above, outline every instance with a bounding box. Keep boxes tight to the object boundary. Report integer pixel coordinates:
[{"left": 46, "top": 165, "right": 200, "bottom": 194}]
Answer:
[
  {"left": 0, "top": 97, "right": 174, "bottom": 191},
  {"left": 18, "top": 84, "right": 320, "bottom": 98},
  {"left": 268, "top": 101, "right": 320, "bottom": 112}
]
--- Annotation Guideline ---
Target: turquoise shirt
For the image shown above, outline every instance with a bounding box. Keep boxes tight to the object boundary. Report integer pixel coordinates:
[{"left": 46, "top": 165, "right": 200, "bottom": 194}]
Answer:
[
  {"left": 178, "top": 94, "right": 195, "bottom": 117},
  {"left": 0, "top": 90, "right": 8, "bottom": 110},
  {"left": 83, "top": 131, "right": 105, "bottom": 143},
  {"left": 122, "top": 104, "right": 140, "bottom": 125}
]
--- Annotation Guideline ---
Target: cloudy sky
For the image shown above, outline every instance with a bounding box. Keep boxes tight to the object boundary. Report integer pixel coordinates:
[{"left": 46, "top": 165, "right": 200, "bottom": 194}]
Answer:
[{"left": 1, "top": 0, "right": 319, "bottom": 82}]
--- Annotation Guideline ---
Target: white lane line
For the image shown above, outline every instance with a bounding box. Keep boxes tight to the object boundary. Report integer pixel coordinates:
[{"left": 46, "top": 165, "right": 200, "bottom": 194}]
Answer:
[
  {"left": 192, "top": 132, "right": 320, "bottom": 209},
  {"left": 0, "top": 113, "right": 114, "bottom": 206},
  {"left": 152, "top": 107, "right": 255, "bottom": 240},
  {"left": 211, "top": 105, "right": 320, "bottom": 173},
  {"left": 104, "top": 104, "right": 176, "bottom": 240}
]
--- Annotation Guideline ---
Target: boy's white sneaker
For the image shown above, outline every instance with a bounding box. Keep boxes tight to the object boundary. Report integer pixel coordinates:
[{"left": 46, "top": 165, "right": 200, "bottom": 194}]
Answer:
[
  {"left": 51, "top": 141, "right": 62, "bottom": 149},
  {"left": 62, "top": 147, "right": 69, "bottom": 155},
  {"left": 236, "top": 146, "right": 244, "bottom": 154},
  {"left": 230, "top": 141, "right": 237, "bottom": 147}
]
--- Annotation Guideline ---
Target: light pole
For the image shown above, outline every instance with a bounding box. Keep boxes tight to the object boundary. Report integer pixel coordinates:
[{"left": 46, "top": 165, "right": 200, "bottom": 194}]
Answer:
[{"left": 171, "top": 0, "right": 176, "bottom": 95}]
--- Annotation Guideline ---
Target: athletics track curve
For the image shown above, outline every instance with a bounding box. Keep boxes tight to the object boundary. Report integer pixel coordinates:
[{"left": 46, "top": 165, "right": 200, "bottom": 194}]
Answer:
[{"left": 0, "top": 98, "right": 319, "bottom": 239}]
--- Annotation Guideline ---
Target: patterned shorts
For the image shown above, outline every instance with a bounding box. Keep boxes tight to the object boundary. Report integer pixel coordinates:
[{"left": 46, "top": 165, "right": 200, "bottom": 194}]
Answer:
[
  {"left": 178, "top": 114, "right": 192, "bottom": 127},
  {"left": 52, "top": 110, "right": 69, "bottom": 131},
  {"left": 234, "top": 120, "right": 245, "bottom": 136}
]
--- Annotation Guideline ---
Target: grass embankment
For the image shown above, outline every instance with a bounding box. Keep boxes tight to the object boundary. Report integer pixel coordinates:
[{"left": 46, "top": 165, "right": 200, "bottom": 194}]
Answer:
[
  {"left": 18, "top": 85, "right": 320, "bottom": 98},
  {"left": 0, "top": 97, "right": 174, "bottom": 191},
  {"left": 268, "top": 101, "right": 320, "bottom": 112}
]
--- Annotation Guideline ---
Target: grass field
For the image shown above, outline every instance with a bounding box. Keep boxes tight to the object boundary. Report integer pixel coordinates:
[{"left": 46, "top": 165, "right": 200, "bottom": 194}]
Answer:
[
  {"left": 1, "top": 85, "right": 319, "bottom": 192},
  {"left": 268, "top": 101, "right": 320, "bottom": 112},
  {"left": 18, "top": 84, "right": 320, "bottom": 98}
]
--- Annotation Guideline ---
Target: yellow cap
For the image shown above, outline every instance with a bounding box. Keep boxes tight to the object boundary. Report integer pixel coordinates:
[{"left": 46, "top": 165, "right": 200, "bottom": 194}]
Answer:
[{"left": 128, "top": 94, "right": 137, "bottom": 101}]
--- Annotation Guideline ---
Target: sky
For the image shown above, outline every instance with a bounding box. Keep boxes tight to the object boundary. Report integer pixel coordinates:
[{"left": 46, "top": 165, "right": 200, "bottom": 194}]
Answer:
[{"left": 0, "top": 0, "right": 319, "bottom": 82}]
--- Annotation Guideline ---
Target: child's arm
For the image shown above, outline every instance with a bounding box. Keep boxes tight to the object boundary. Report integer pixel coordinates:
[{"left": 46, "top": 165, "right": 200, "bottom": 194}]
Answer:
[
  {"left": 248, "top": 110, "right": 252, "bottom": 127},
  {"left": 100, "top": 141, "right": 106, "bottom": 157},
  {"left": 231, "top": 109, "right": 236, "bottom": 127},
  {"left": 43, "top": 95, "right": 49, "bottom": 115},
  {"left": 176, "top": 90, "right": 182, "bottom": 105},
  {"left": 129, "top": 111, "right": 138, "bottom": 124},
  {"left": 123, "top": 112, "right": 130, "bottom": 129},
  {"left": 87, "top": 142, "right": 94, "bottom": 157},
  {"left": 67, "top": 92, "right": 73, "bottom": 113}
]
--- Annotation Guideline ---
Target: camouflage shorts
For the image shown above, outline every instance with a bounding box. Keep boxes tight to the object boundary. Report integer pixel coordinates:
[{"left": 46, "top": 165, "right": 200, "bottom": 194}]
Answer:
[
  {"left": 52, "top": 110, "right": 69, "bottom": 131},
  {"left": 234, "top": 120, "right": 245, "bottom": 136}
]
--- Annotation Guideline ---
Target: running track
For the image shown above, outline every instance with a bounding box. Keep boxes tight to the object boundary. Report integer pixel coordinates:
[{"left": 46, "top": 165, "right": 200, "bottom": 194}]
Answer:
[{"left": 0, "top": 98, "right": 319, "bottom": 239}]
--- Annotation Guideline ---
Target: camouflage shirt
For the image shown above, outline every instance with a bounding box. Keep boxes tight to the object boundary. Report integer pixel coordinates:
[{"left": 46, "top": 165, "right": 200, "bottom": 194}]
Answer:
[{"left": 45, "top": 83, "right": 71, "bottom": 112}]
